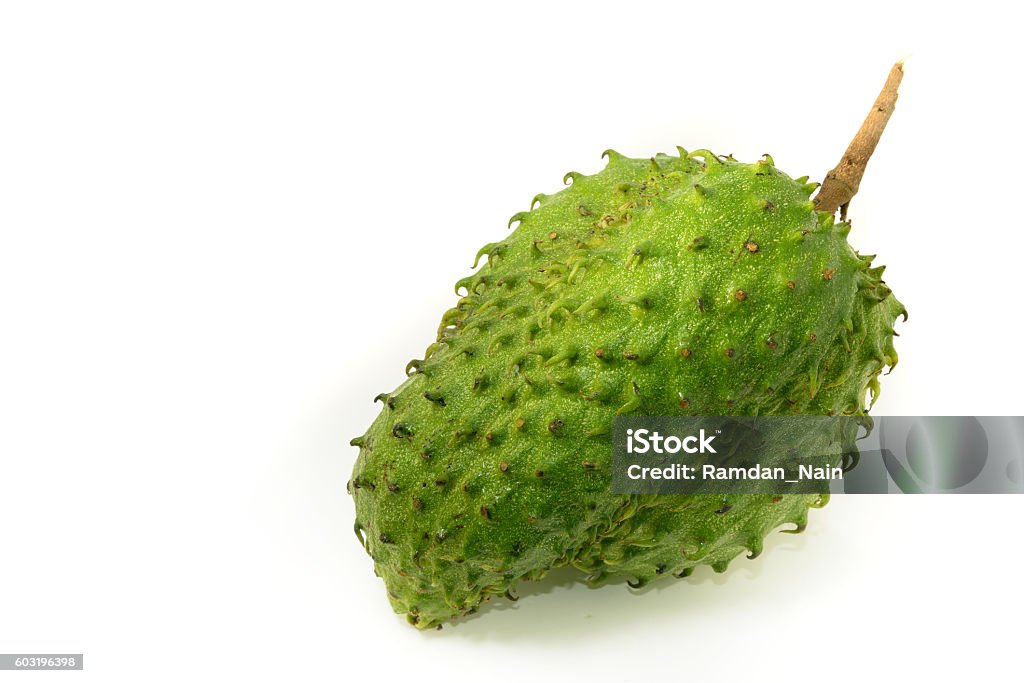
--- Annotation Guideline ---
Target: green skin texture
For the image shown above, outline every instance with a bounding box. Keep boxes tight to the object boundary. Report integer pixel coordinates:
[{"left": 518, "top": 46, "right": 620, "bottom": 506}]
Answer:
[{"left": 349, "top": 149, "right": 905, "bottom": 629}]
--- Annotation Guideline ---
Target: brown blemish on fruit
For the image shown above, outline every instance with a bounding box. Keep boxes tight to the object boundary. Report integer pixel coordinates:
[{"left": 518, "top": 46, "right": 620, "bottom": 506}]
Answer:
[
  {"left": 679, "top": 347, "right": 692, "bottom": 358},
  {"left": 735, "top": 289, "right": 747, "bottom": 302},
  {"left": 822, "top": 268, "right": 834, "bottom": 281}
]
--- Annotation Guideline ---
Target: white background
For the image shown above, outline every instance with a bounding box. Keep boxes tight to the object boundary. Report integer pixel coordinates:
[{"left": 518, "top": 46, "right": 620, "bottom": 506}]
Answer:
[{"left": 2, "top": 2, "right": 1022, "bottom": 681}]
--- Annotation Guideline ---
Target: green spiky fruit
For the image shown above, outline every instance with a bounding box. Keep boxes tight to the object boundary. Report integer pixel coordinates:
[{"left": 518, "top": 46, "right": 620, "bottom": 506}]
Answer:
[{"left": 349, "top": 149, "right": 904, "bottom": 629}]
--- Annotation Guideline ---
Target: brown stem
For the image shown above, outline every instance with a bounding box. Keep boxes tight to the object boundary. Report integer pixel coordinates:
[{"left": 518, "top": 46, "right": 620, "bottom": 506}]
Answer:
[{"left": 814, "top": 62, "right": 904, "bottom": 219}]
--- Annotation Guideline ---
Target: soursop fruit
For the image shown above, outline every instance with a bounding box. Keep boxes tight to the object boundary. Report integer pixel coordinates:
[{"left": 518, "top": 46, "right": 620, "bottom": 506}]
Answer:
[{"left": 349, "top": 149, "right": 904, "bottom": 628}]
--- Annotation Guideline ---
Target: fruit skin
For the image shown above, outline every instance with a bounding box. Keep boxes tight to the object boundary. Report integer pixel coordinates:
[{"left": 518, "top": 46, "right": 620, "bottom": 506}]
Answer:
[{"left": 349, "top": 149, "right": 905, "bottom": 629}]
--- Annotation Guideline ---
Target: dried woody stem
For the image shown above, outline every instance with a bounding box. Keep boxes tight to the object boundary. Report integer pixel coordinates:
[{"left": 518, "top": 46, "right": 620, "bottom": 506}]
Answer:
[{"left": 814, "top": 62, "right": 904, "bottom": 218}]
